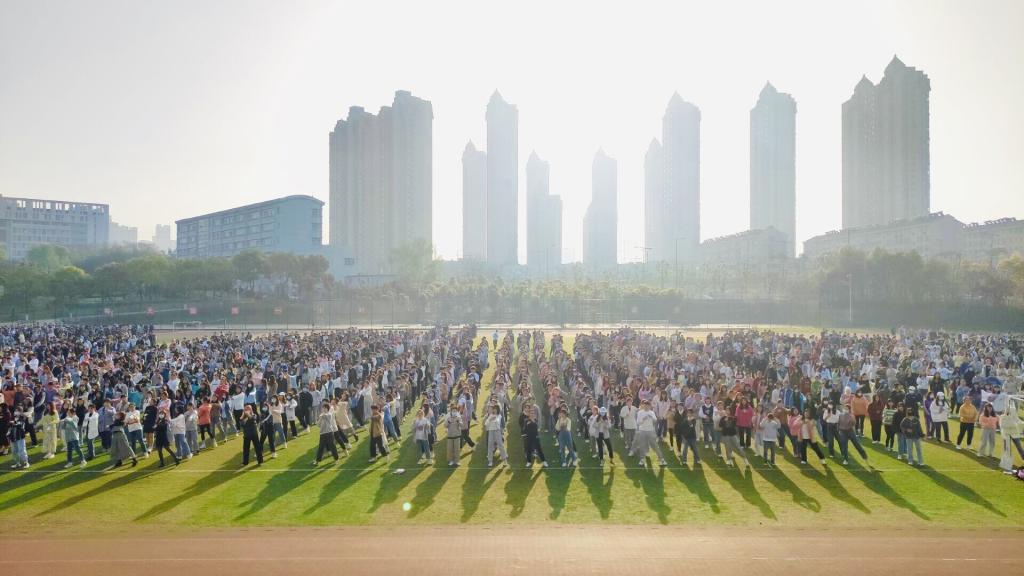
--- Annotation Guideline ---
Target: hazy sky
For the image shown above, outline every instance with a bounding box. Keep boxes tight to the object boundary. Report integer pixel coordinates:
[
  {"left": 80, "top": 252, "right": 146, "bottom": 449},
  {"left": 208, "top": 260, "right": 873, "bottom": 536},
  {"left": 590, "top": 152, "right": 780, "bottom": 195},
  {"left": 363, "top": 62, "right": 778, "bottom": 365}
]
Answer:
[{"left": 1, "top": 1, "right": 1022, "bottom": 262}]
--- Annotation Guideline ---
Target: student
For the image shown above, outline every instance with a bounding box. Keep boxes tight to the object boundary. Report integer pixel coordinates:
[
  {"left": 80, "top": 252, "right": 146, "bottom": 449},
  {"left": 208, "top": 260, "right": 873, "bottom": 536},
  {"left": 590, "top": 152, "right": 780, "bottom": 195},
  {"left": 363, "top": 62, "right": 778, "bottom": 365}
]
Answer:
[
  {"left": 522, "top": 408, "right": 548, "bottom": 469},
  {"left": 332, "top": 397, "right": 355, "bottom": 449},
  {"left": 634, "top": 399, "right": 667, "bottom": 467},
  {"left": 413, "top": 408, "right": 434, "bottom": 465},
  {"left": 592, "top": 406, "right": 614, "bottom": 467},
  {"left": 170, "top": 409, "right": 192, "bottom": 460},
  {"left": 183, "top": 403, "right": 199, "bottom": 454},
  {"left": 900, "top": 406, "right": 924, "bottom": 466},
  {"left": 800, "top": 409, "right": 827, "bottom": 465},
  {"left": 881, "top": 400, "right": 898, "bottom": 452},
  {"left": 837, "top": 405, "right": 868, "bottom": 465},
  {"left": 152, "top": 411, "right": 180, "bottom": 467},
  {"left": 108, "top": 412, "right": 137, "bottom": 468},
  {"left": 9, "top": 408, "right": 30, "bottom": 469},
  {"left": 555, "top": 407, "right": 576, "bottom": 467},
  {"left": 239, "top": 405, "right": 263, "bottom": 466},
  {"left": 125, "top": 403, "right": 149, "bottom": 458},
  {"left": 82, "top": 404, "right": 99, "bottom": 460},
  {"left": 197, "top": 398, "right": 215, "bottom": 450},
  {"left": 368, "top": 404, "right": 390, "bottom": 464},
  {"left": 956, "top": 396, "right": 977, "bottom": 450},
  {"left": 929, "top": 392, "right": 950, "bottom": 443},
  {"left": 761, "top": 412, "right": 780, "bottom": 466},
  {"left": 483, "top": 404, "right": 508, "bottom": 467},
  {"left": 620, "top": 400, "right": 638, "bottom": 453},
  {"left": 312, "top": 400, "right": 339, "bottom": 465},
  {"left": 978, "top": 403, "right": 999, "bottom": 458},
  {"left": 719, "top": 411, "right": 749, "bottom": 468},
  {"left": 678, "top": 408, "right": 701, "bottom": 466},
  {"left": 58, "top": 409, "right": 86, "bottom": 469},
  {"left": 867, "top": 394, "right": 884, "bottom": 444},
  {"left": 38, "top": 403, "right": 59, "bottom": 460},
  {"left": 442, "top": 404, "right": 463, "bottom": 467},
  {"left": 258, "top": 402, "right": 277, "bottom": 460}
]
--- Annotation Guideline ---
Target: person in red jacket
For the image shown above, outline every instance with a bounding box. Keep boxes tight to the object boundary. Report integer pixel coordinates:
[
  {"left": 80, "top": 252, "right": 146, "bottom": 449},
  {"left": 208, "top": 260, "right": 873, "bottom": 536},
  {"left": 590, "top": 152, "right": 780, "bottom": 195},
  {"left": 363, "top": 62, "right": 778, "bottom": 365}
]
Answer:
[{"left": 734, "top": 398, "right": 755, "bottom": 449}]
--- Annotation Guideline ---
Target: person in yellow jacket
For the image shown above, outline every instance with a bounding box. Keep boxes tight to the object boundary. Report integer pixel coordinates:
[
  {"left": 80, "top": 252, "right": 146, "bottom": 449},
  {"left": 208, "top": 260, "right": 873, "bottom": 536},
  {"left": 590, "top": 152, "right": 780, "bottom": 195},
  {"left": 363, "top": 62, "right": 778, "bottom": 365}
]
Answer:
[
  {"left": 38, "top": 403, "right": 60, "bottom": 459},
  {"left": 955, "top": 397, "right": 978, "bottom": 450}
]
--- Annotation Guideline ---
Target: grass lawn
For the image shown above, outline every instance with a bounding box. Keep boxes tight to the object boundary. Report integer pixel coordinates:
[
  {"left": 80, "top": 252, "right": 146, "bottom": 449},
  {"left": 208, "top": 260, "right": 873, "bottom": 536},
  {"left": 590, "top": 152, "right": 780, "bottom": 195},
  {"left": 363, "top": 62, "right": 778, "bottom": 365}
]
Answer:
[{"left": 1, "top": 335, "right": 1022, "bottom": 532}]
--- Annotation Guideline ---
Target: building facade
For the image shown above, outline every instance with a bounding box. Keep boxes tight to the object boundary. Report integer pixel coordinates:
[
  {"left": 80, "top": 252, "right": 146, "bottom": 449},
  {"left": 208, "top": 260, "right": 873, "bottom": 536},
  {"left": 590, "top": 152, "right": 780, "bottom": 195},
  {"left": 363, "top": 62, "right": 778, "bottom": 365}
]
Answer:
[
  {"left": 108, "top": 221, "right": 138, "bottom": 246},
  {"left": 461, "top": 141, "right": 487, "bottom": 261},
  {"left": 803, "top": 212, "right": 962, "bottom": 261},
  {"left": 329, "top": 90, "right": 433, "bottom": 275},
  {"left": 152, "top": 224, "right": 173, "bottom": 253},
  {"left": 175, "top": 195, "right": 323, "bottom": 259},
  {"left": 0, "top": 196, "right": 109, "bottom": 260},
  {"left": 583, "top": 149, "right": 617, "bottom": 267},
  {"left": 750, "top": 82, "right": 797, "bottom": 257},
  {"left": 486, "top": 91, "right": 519, "bottom": 266},
  {"left": 842, "top": 56, "right": 930, "bottom": 229},
  {"left": 525, "top": 151, "right": 562, "bottom": 270},
  {"left": 648, "top": 93, "right": 701, "bottom": 263},
  {"left": 699, "top": 227, "right": 789, "bottom": 266},
  {"left": 961, "top": 218, "right": 1024, "bottom": 264}
]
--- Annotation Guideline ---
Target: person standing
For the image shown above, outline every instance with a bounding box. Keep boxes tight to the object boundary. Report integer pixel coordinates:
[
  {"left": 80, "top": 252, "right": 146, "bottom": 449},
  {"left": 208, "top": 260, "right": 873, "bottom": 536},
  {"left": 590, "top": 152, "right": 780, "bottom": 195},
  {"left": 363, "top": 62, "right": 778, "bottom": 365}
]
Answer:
[
  {"left": 867, "top": 394, "right": 884, "bottom": 444},
  {"left": 900, "top": 406, "right": 924, "bottom": 466},
  {"left": 881, "top": 400, "right": 898, "bottom": 452},
  {"left": 678, "top": 409, "right": 701, "bottom": 466},
  {"left": 978, "top": 403, "right": 998, "bottom": 458},
  {"left": 760, "top": 412, "right": 780, "bottom": 467},
  {"left": 152, "top": 411, "right": 179, "bottom": 467},
  {"left": 9, "top": 408, "right": 30, "bottom": 469},
  {"left": 312, "top": 400, "right": 340, "bottom": 465},
  {"left": 125, "top": 403, "right": 149, "bottom": 458},
  {"left": 483, "top": 404, "right": 508, "bottom": 467},
  {"left": 592, "top": 407, "right": 614, "bottom": 467},
  {"left": 800, "top": 409, "right": 827, "bottom": 465},
  {"left": 621, "top": 400, "right": 638, "bottom": 454},
  {"left": 368, "top": 404, "right": 390, "bottom": 463},
  {"left": 634, "top": 400, "right": 667, "bottom": 467},
  {"left": 719, "top": 412, "right": 749, "bottom": 468},
  {"left": 956, "top": 397, "right": 977, "bottom": 450},
  {"left": 258, "top": 402, "right": 277, "bottom": 460},
  {"left": 930, "top": 392, "right": 951, "bottom": 443},
  {"left": 239, "top": 405, "right": 263, "bottom": 467},
  {"left": 108, "top": 412, "right": 137, "bottom": 468},
  {"left": 58, "top": 409, "right": 86, "bottom": 469},
  {"left": 413, "top": 408, "right": 434, "bottom": 465},
  {"left": 837, "top": 405, "right": 868, "bottom": 465},
  {"left": 555, "top": 407, "right": 576, "bottom": 467},
  {"left": 38, "top": 403, "right": 59, "bottom": 460},
  {"left": 522, "top": 408, "right": 548, "bottom": 468}
]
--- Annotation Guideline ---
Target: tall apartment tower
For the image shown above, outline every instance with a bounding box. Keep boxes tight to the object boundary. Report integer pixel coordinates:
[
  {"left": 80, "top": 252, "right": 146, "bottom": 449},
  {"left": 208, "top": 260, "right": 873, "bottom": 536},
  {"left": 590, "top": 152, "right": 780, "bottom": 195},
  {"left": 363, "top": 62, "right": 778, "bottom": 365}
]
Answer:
[
  {"left": 462, "top": 141, "right": 487, "bottom": 260},
  {"left": 750, "top": 82, "right": 797, "bottom": 257},
  {"left": 526, "top": 151, "right": 562, "bottom": 270},
  {"left": 486, "top": 91, "right": 519, "bottom": 266},
  {"left": 843, "top": 56, "right": 930, "bottom": 229},
  {"left": 644, "top": 138, "right": 663, "bottom": 262},
  {"left": 329, "top": 90, "right": 433, "bottom": 275},
  {"left": 583, "top": 149, "right": 617, "bottom": 267},
  {"left": 652, "top": 93, "right": 701, "bottom": 263}
]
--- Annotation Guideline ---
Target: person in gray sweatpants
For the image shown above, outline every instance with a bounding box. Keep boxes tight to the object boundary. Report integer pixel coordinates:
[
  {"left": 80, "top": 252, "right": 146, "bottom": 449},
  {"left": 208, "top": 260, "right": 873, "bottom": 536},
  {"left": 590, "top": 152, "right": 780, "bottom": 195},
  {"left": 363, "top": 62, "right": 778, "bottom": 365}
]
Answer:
[{"left": 484, "top": 404, "right": 508, "bottom": 467}]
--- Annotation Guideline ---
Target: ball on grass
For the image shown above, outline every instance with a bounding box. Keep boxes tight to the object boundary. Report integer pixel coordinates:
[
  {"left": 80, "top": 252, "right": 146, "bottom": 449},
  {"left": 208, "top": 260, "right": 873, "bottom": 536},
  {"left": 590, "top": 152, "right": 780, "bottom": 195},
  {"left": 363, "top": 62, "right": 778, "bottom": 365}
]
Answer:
[{"left": 402, "top": 502, "right": 412, "bottom": 512}]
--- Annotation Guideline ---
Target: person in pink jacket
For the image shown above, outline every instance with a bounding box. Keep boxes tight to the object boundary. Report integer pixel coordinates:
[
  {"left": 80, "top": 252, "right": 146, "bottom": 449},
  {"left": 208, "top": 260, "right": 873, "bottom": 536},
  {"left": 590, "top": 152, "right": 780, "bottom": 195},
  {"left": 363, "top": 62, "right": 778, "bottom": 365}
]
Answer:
[{"left": 734, "top": 398, "right": 755, "bottom": 449}]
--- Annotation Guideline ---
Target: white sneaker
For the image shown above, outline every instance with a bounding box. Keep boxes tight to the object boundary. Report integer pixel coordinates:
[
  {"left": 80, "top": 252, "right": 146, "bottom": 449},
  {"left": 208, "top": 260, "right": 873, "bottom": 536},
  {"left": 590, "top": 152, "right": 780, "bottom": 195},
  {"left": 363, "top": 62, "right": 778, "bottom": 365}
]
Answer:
[
  {"left": 955, "top": 445, "right": 961, "bottom": 450},
  {"left": 843, "top": 460, "right": 849, "bottom": 465},
  {"left": 541, "top": 461, "right": 549, "bottom": 468},
  {"left": 81, "top": 461, "right": 87, "bottom": 468},
  {"left": 64, "top": 462, "right": 73, "bottom": 469},
  {"left": 271, "top": 452, "right": 277, "bottom": 459}
]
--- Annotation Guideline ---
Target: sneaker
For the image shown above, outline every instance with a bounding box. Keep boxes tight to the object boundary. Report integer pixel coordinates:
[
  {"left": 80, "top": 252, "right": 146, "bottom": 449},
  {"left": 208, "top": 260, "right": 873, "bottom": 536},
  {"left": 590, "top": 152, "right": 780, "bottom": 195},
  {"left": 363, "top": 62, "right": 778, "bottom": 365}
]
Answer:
[
  {"left": 312, "top": 460, "right": 319, "bottom": 466},
  {"left": 638, "top": 459, "right": 645, "bottom": 467},
  {"left": 417, "top": 457, "right": 426, "bottom": 465},
  {"left": 526, "top": 462, "right": 533, "bottom": 468},
  {"left": 81, "top": 461, "right": 87, "bottom": 468},
  {"left": 659, "top": 460, "right": 667, "bottom": 467},
  {"left": 599, "top": 458, "right": 604, "bottom": 467},
  {"left": 488, "top": 462, "right": 493, "bottom": 468},
  {"left": 369, "top": 456, "right": 377, "bottom": 463},
  {"left": 955, "top": 445, "right": 961, "bottom": 450},
  {"left": 541, "top": 461, "right": 549, "bottom": 468},
  {"left": 270, "top": 452, "right": 277, "bottom": 459},
  {"left": 820, "top": 459, "right": 827, "bottom": 465},
  {"left": 843, "top": 460, "right": 849, "bottom": 465},
  {"left": 800, "top": 460, "right": 807, "bottom": 464},
  {"left": 23, "top": 462, "right": 29, "bottom": 469},
  {"left": 64, "top": 462, "right": 73, "bottom": 469}
]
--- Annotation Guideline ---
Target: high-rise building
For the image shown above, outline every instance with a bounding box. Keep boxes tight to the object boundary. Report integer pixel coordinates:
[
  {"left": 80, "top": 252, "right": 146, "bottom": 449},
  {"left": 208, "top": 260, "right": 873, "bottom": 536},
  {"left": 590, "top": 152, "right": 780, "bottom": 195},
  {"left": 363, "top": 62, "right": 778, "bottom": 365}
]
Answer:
[
  {"left": 461, "top": 141, "right": 487, "bottom": 261},
  {"left": 525, "top": 151, "right": 562, "bottom": 271},
  {"left": 152, "top": 224, "right": 173, "bottom": 253},
  {"left": 644, "top": 138, "right": 663, "bottom": 262},
  {"left": 329, "top": 90, "right": 433, "bottom": 275},
  {"left": 750, "top": 82, "right": 797, "bottom": 257},
  {"left": 649, "top": 93, "right": 701, "bottom": 263},
  {"left": 176, "top": 195, "right": 323, "bottom": 259},
  {"left": 108, "top": 221, "right": 139, "bottom": 246},
  {"left": 0, "top": 196, "right": 109, "bottom": 260},
  {"left": 843, "top": 56, "right": 930, "bottom": 229},
  {"left": 486, "top": 91, "right": 519, "bottom": 266},
  {"left": 583, "top": 149, "right": 617, "bottom": 267}
]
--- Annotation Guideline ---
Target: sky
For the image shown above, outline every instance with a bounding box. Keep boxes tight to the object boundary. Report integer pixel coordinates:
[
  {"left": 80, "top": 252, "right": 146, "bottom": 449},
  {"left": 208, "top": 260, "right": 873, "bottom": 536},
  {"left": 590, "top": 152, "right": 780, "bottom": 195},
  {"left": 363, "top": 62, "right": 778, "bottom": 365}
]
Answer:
[{"left": 1, "top": 0, "right": 1022, "bottom": 262}]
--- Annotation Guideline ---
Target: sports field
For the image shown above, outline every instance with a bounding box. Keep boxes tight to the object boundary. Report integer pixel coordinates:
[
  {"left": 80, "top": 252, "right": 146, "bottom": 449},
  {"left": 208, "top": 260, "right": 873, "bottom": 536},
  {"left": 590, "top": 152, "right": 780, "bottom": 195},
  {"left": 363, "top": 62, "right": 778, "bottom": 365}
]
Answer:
[{"left": 1, "top": 334, "right": 1022, "bottom": 532}]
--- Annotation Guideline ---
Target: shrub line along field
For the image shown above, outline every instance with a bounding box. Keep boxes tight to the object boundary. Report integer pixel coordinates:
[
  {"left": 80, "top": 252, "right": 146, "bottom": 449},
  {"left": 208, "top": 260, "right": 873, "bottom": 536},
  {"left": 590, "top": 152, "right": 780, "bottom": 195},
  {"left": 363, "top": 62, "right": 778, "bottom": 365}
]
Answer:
[{"left": 0, "top": 333, "right": 1022, "bottom": 532}]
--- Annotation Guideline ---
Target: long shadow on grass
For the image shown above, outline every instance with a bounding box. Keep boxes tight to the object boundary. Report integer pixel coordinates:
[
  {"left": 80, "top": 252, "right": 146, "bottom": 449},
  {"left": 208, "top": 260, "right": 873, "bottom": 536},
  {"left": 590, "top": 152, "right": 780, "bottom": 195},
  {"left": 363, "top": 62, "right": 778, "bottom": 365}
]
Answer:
[
  {"left": 301, "top": 441, "right": 380, "bottom": 516},
  {"left": 503, "top": 463, "right": 541, "bottom": 518},
  {"left": 797, "top": 464, "right": 869, "bottom": 514},
  {"left": 668, "top": 460, "right": 721, "bottom": 514},
  {"left": 753, "top": 464, "right": 820, "bottom": 512},
  {"left": 847, "top": 467, "right": 929, "bottom": 521},
  {"left": 707, "top": 460, "right": 775, "bottom": 520},
  {"left": 136, "top": 467, "right": 237, "bottom": 521},
  {"left": 917, "top": 465, "right": 1004, "bottom": 517},
  {"left": 460, "top": 429, "right": 506, "bottom": 522},
  {"left": 578, "top": 462, "right": 614, "bottom": 519},
  {"left": 35, "top": 466, "right": 155, "bottom": 516},
  {"left": 368, "top": 432, "right": 427, "bottom": 514},
  {"left": 407, "top": 466, "right": 457, "bottom": 518},
  {"left": 234, "top": 444, "right": 324, "bottom": 520},
  {"left": 624, "top": 460, "right": 671, "bottom": 524}
]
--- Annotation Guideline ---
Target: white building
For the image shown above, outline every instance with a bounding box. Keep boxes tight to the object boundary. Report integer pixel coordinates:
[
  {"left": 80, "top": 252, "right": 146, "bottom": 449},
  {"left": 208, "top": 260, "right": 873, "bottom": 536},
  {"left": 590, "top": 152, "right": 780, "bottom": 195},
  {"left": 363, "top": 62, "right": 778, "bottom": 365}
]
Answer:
[
  {"left": 175, "top": 195, "right": 323, "bottom": 259},
  {"left": 583, "top": 149, "right": 617, "bottom": 267},
  {"left": 486, "top": 91, "right": 519, "bottom": 266},
  {"left": 648, "top": 93, "right": 701, "bottom": 263},
  {"left": 526, "top": 151, "right": 562, "bottom": 270},
  {"left": 329, "top": 90, "right": 433, "bottom": 275},
  {"left": 152, "top": 224, "right": 173, "bottom": 253},
  {"left": 750, "top": 82, "right": 797, "bottom": 258},
  {"left": 842, "top": 56, "right": 931, "bottom": 230},
  {"left": 803, "top": 212, "right": 962, "bottom": 260},
  {"left": 461, "top": 141, "right": 487, "bottom": 261},
  {"left": 0, "top": 195, "right": 109, "bottom": 260},
  {"left": 961, "top": 218, "right": 1024, "bottom": 264},
  {"left": 108, "top": 221, "right": 138, "bottom": 246},
  {"left": 700, "top": 227, "right": 789, "bottom": 266}
]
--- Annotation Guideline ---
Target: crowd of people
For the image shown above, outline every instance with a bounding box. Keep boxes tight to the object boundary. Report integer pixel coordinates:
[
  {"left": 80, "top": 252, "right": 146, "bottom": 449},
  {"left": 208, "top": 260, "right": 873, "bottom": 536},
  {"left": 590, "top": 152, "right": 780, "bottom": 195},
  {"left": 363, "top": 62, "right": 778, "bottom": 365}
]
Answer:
[{"left": 1, "top": 323, "right": 1023, "bottom": 480}]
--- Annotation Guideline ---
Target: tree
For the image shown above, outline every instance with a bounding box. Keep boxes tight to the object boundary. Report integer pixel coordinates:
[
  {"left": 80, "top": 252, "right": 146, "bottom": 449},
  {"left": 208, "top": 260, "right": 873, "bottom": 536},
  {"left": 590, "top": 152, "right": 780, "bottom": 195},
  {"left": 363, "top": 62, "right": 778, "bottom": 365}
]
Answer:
[
  {"left": 232, "top": 250, "right": 267, "bottom": 293},
  {"left": 50, "top": 266, "right": 90, "bottom": 310},
  {"left": 391, "top": 240, "right": 439, "bottom": 288},
  {"left": 25, "top": 245, "right": 72, "bottom": 273}
]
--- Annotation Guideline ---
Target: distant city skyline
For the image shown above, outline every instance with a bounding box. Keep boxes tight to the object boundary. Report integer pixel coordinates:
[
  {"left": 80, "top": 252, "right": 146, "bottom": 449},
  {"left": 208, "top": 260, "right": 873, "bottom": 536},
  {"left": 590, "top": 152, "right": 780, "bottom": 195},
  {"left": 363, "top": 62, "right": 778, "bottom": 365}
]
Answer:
[{"left": 1, "top": 1, "right": 1022, "bottom": 262}]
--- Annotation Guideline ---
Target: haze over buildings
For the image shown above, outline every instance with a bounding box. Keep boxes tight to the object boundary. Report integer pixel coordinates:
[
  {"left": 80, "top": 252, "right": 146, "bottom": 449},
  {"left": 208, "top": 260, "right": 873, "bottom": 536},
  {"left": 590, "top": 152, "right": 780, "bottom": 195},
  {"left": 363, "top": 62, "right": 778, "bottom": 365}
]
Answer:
[
  {"left": 750, "top": 83, "right": 797, "bottom": 257},
  {"left": 646, "top": 94, "right": 701, "bottom": 263},
  {"left": 461, "top": 141, "right": 487, "bottom": 261},
  {"left": 525, "top": 151, "right": 562, "bottom": 270},
  {"left": 485, "top": 91, "right": 519, "bottom": 267},
  {"left": 583, "top": 149, "right": 618, "bottom": 267}
]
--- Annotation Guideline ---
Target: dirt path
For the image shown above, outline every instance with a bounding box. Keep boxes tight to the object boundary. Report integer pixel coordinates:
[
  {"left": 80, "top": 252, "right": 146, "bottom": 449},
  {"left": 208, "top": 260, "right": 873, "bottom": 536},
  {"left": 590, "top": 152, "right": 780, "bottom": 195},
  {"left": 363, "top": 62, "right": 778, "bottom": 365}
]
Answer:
[{"left": 1, "top": 526, "right": 1021, "bottom": 575}]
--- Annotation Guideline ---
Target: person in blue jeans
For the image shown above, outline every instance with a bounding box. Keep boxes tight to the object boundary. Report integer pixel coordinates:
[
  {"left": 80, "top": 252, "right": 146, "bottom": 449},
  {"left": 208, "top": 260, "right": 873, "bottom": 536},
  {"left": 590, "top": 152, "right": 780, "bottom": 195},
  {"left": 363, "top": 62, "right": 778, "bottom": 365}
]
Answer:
[
  {"left": 555, "top": 407, "right": 576, "bottom": 467},
  {"left": 58, "top": 412, "right": 86, "bottom": 469},
  {"left": 900, "top": 407, "right": 924, "bottom": 466}
]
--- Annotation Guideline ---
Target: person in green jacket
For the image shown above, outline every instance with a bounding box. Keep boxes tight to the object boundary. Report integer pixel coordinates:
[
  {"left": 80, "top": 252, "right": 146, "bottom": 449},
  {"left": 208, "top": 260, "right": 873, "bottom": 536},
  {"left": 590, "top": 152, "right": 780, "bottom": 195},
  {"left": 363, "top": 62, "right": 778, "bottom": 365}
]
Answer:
[{"left": 58, "top": 411, "right": 86, "bottom": 469}]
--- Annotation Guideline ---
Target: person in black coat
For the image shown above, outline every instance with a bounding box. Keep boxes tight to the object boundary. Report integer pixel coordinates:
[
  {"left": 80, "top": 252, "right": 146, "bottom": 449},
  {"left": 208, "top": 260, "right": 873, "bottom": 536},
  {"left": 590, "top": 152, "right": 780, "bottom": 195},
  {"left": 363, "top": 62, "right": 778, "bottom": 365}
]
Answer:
[
  {"left": 239, "top": 405, "right": 263, "bottom": 466},
  {"left": 298, "top": 387, "right": 314, "bottom": 431},
  {"left": 153, "top": 411, "right": 180, "bottom": 467}
]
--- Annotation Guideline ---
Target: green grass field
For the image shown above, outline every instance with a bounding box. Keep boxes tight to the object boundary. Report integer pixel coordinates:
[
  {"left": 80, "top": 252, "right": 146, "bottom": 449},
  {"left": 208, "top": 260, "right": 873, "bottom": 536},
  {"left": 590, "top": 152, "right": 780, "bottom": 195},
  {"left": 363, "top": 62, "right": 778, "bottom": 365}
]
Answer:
[{"left": 1, "top": 335, "right": 1022, "bottom": 532}]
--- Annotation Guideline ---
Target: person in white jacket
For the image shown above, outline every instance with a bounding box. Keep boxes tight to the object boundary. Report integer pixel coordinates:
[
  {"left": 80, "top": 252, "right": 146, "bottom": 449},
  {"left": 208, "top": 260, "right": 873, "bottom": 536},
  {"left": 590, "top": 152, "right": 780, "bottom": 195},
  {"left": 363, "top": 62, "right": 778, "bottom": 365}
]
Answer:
[
  {"left": 483, "top": 404, "right": 508, "bottom": 467},
  {"left": 620, "top": 400, "right": 638, "bottom": 454},
  {"left": 82, "top": 405, "right": 100, "bottom": 460},
  {"left": 633, "top": 400, "right": 667, "bottom": 467},
  {"left": 929, "top": 392, "right": 950, "bottom": 443}
]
